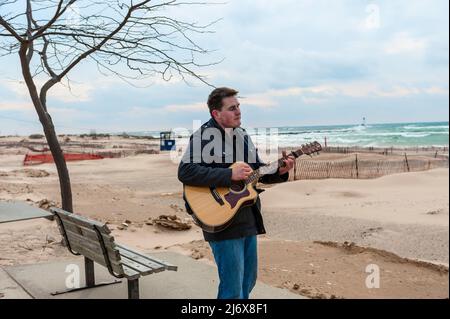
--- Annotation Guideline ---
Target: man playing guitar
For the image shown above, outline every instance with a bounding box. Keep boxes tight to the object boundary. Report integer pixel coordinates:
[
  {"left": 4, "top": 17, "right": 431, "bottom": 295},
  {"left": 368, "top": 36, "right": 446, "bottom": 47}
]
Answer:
[{"left": 178, "top": 87, "right": 295, "bottom": 299}]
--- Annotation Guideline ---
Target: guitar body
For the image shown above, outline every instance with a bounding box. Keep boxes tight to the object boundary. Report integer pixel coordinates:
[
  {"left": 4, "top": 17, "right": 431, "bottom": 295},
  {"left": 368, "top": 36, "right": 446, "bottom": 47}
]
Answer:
[
  {"left": 184, "top": 162, "right": 259, "bottom": 233},
  {"left": 182, "top": 142, "right": 322, "bottom": 233}
]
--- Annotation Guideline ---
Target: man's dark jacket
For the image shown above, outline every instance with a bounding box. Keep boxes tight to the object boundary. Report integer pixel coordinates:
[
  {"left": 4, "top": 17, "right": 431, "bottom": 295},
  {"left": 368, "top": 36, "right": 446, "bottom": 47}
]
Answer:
[{"left": 178, "top": 118, "right": 289, "bottom": 242}]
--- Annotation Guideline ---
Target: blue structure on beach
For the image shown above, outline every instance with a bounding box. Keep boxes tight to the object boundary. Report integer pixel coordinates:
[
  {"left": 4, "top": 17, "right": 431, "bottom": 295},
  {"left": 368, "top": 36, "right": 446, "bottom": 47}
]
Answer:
[{"left": 160, "top": 131, "right": 175, "bottom": 151}]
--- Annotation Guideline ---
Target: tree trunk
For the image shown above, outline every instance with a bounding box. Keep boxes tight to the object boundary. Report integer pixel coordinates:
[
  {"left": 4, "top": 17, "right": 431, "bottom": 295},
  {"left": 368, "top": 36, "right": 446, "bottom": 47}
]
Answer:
[
  {"left": 19, "top": 44, "right": 73, "bottom": 212},
  {"left": 41, "top": 117, "right": 73, "bottom": 212}
]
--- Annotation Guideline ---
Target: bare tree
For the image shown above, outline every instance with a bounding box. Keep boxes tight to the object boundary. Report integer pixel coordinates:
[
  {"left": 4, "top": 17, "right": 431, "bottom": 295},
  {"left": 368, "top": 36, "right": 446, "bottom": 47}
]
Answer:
[{"left": 0, "top": 0, "right": 217, "bottom": 212}]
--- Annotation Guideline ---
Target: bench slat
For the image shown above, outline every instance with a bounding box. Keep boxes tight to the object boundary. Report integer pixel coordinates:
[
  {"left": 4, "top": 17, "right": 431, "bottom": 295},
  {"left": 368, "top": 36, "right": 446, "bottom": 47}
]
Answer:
[
  {"left": 116, "top": 244, "right": 177, "bottom": 271},
  {"left": 68, "top": 241, "right": 124, "bottom": 275},
  {"left": 118, "top": 248, "right": 165, "bottom": 273},
  {"left": 120, "top": 256, "right": 156, "bottom": 275},
  {"left": 51, "top": 208, "right": 111, "bottom": 234},
  {"left": 58, "top": 218, "right": 115, "bottom": 244},
  {"left": 121, "top": 265, "right": 141, "bottom": 280},
  {"left": 63, "top": 232, "right": 124, "bottom": 276},
  {"left": 65, "top": 230, "right": 121, "bottom": 264}
]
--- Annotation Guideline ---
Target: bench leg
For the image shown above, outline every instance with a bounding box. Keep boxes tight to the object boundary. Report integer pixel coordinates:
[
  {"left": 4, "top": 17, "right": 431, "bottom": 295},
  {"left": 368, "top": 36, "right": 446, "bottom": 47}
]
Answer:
[
  {"left": 51, "top": 279, "right": 122, "bottom": 296},
  {"left": 127, "top": 279, "right": 140, "bottom": 299},
  {"left": 50, "top": 258, "right": 122, "bottom": 296},
  {"left": 85, "top": 257, "right": 95, "bottom": 287}
]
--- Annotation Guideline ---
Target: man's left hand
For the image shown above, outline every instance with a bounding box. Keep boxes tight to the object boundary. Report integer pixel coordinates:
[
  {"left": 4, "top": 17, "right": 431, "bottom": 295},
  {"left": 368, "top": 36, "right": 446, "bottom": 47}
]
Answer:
[{"left": 278, "top": 150, "right": 295, "bottom": 175}]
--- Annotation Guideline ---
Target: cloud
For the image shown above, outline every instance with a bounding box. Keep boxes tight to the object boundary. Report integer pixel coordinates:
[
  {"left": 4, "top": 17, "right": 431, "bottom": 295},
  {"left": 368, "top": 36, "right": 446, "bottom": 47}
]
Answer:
[
  {"left": 153, "top": 83, "right": 448, "bottom": 113},
  {"left": 265, "top": 87, "right": 304, "bottom": 97},
  {"left": 244, "top": 82, "right": 449, "bottom": 106},
  {"left": 301, "top": 97, "right": 329, "bottom": 105},
  {"left": 0, "top": 101, "right": 33, "bottom": 111},
  {"left": 47, "top": 107, "right": 95, "bottom": 119},
  {"left": 120, "top": 103, "right": 207, "bottom": 118},
  {"left": 163, "top": 102, "right": 206, "bottom": 112},
  {"left": 1, "top": 0, "right": 448, "bottom": 134},
  {"left": 240, "top": 96, "right": 278, "bottom": 109},
  {"left": 384, "top": 32, "right": 427, "bottom": 55},
  {"left": 0, "top": 79, "right": 94, "bottom": 103},
  {"left": 424, "top": 87, "right": 450, "bottom": 95},
  {"left": 337, "top": 83, "right": 449, "bottom": 98}
]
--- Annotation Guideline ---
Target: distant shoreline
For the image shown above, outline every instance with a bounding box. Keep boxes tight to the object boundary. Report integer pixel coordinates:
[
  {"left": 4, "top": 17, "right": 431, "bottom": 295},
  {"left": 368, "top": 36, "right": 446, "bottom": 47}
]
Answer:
[
  {"left": 0, "top": 121, "right": 448, "bottom": 149},
  {"left": 0, "top": 133, "right": 448, "bottom": 150}
]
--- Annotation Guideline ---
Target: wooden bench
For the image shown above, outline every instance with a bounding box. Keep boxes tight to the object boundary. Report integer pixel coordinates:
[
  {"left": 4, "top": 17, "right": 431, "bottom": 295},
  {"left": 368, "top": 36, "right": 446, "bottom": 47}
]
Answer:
[{"left": 50, "top": 207, "right": 177, "bottom": 299}]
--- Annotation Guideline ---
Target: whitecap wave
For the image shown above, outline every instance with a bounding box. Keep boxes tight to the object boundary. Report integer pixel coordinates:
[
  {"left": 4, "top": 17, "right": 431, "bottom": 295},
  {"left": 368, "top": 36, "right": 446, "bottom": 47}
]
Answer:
[{"left": 403, "top": 125, "right": 449, "bottom": 130}]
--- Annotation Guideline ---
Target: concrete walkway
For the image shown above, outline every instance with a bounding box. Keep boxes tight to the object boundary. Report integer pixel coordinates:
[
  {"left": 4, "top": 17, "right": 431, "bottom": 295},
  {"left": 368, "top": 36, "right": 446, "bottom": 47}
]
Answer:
[
  {"left": 0, "top": 201, "right": 53, "bottom": 224},
  {"left": 2, "top": 251, "right": 305, "bottom": 299},
  {"left": 0, "top": 267, "right": 31, "bottom": 299}
]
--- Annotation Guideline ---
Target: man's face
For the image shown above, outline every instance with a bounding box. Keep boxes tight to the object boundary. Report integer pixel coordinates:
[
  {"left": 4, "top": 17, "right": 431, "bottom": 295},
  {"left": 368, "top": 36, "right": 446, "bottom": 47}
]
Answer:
[{"left": 214, "top": 96, "right": 241, "bottom": 128}]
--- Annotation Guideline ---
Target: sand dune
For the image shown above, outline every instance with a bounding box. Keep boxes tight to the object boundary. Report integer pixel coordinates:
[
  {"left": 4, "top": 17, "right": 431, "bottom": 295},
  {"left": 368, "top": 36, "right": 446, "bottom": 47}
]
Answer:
[
  {"left": 0, "top": 137, "right": 448, "bottom": 298},
  {"left": 261, "top": 169, "right": 449, "bottom": 264}
]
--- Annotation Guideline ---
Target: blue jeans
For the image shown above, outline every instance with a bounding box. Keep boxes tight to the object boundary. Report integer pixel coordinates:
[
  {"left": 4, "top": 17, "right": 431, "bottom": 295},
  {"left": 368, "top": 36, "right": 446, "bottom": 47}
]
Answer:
[{"left": 208, "top": 235, "right": 257, "bottom": 299}]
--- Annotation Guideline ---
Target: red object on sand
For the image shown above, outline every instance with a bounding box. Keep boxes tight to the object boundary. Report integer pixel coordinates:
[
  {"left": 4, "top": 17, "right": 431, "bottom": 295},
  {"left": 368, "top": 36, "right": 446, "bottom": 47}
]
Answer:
[{"left": 23, "top": 153, "right": 104, "bottom": 165}]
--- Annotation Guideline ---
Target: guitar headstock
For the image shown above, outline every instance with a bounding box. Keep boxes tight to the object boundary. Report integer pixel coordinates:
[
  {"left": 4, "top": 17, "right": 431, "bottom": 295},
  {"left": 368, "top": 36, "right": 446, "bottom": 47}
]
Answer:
[{"left": 293, "top": 141, "right": 322, "bottom": 157}]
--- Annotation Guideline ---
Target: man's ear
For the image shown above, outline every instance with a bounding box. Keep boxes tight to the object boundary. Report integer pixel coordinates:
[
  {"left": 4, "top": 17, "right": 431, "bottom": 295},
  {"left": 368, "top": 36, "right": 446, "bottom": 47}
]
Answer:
[{"left": 211, "top": 109, "right": 220, "bottom": 120}]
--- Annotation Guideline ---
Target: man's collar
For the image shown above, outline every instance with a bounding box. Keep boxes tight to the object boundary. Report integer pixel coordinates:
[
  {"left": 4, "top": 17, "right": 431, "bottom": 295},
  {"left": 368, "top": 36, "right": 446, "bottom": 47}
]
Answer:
[{"left": 208, "top": 117, "right": 223, "bottom": 131}]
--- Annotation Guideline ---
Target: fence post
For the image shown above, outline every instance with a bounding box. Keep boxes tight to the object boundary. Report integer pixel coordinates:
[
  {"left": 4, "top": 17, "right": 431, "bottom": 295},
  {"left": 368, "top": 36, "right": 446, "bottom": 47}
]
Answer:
[
  {"left": 404, "top": 153, "right": 410, "bottom": 172},
  {"left": 293, "top": 160, "right": 297, "bottom": 181},
  {"left": 355, "top": 154, "right": 359, "bottom": 179}
]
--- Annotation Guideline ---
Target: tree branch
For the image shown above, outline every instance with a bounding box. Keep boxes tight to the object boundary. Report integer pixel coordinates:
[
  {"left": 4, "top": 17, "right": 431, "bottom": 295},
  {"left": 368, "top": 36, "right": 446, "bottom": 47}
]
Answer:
[
  {"left": 25, "top": 0, "right": 34, "bottom": 62},
  {"left": 39, "top": 0, "right": 153, "bottom": 105},
  {"left": 31, "top": 0, "right": 73, "bottom": 39},
  {"left": 40, "top": 38, "right": 58, "bottom": 79},
  {"left": 0, "top": 15, "right": 25, "bottom": 42}
]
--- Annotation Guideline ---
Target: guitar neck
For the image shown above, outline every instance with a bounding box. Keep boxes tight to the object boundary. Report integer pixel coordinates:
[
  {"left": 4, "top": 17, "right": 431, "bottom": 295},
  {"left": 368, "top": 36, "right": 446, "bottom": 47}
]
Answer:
[
  {"left": 244, "top": 142, "right": 322, "bottom": 184},
  {"left": 245, "top": 149, "right": 303, "bottom": 184}
]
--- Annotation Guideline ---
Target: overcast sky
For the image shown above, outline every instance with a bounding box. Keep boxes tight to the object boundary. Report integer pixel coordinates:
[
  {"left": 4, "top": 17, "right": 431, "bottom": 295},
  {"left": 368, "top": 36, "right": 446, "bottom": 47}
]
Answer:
[{"left": 0, "top": 0, "right": 448, "bottom": 135}]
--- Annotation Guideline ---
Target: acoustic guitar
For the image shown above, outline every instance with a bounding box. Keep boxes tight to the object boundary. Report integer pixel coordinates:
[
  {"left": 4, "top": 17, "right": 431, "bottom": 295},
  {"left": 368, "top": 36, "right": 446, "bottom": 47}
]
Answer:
[{"left": 183, "top": 141, "right": 322, "bottom": 232}]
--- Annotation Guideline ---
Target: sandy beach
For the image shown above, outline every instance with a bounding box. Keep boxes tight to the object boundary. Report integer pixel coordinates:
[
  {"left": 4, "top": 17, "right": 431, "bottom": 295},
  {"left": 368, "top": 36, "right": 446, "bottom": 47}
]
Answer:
[{"left": 0, "top": 135, "right": 448, "bottom": 299}]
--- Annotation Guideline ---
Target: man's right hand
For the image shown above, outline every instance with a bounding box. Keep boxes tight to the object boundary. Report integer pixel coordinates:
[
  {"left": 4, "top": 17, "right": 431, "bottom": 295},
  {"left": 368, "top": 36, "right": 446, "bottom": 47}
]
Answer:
[{"left": 231, "top": 162, "right": 253, "bottom": 181}]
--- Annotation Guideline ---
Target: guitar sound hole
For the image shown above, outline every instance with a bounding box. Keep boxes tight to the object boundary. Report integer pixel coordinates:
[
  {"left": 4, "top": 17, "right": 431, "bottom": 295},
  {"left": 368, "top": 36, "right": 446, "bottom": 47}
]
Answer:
[{"left": 230, "top": 181, "right": 246, "bottom": 193}]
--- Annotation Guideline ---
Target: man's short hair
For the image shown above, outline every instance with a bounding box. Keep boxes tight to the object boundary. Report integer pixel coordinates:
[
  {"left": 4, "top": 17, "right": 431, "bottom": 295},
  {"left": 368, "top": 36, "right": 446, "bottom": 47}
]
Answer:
[{"left": 207, "top": 87, "right": 239, "bottom": 114}]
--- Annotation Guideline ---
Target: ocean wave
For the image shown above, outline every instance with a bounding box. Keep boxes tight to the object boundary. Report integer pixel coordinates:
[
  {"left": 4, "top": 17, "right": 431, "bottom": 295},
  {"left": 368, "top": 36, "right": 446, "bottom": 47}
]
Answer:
[
  {"left": 403, "top": 125, "right": 449, "bottom": 130},
  {"left": 140, "top": 122, "right": 449, "bottom": 148},
  {"left": 359, "top": 132, "right": 448, "bottom": 138},
  {"left": 350, "top": 124, "right": 371, "bottom": 131}
]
